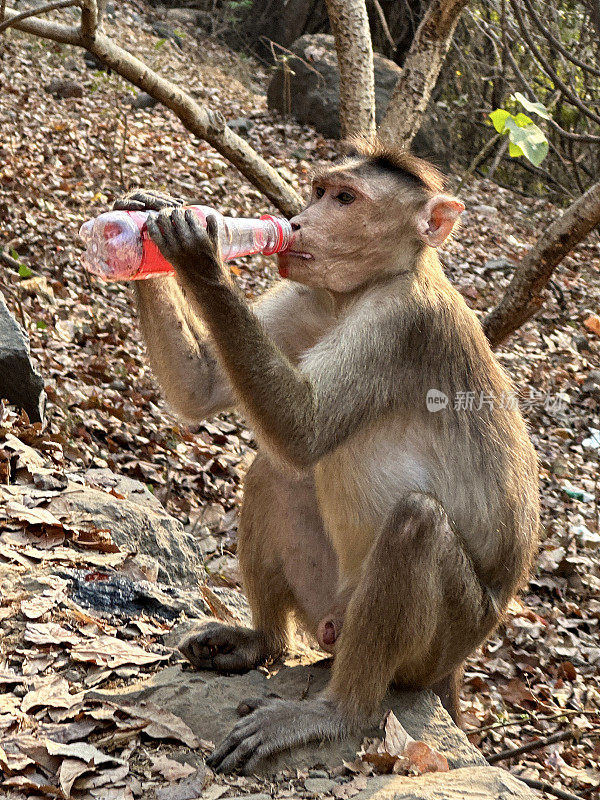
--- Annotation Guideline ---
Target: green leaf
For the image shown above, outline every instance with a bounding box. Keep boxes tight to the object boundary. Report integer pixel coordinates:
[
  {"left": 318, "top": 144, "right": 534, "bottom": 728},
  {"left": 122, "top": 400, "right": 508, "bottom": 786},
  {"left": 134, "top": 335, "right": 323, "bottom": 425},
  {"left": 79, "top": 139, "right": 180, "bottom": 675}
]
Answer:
[
  {"left": 512, "top": 92, "right": 552, "bottom": 120},
  {"left": 18, "top": 263, "right": 33, "bottom": 278},
  {"left": 513, "top": 112, "right": 534, "bottom": 128},
  {"left": 36, "top": 320, "right": 48, "bottom": 330},
  {"left": 508, "top": 140, "right": 524, "bottom": 158},
  {"left": 154, "top": 38, "right": 166, "bottom": 49},
  {"left": 504, "top": 117, "right": 549, "bottom": 166},
  {"left": 489, "top": 108, "right": 510, "bottom": 133}
]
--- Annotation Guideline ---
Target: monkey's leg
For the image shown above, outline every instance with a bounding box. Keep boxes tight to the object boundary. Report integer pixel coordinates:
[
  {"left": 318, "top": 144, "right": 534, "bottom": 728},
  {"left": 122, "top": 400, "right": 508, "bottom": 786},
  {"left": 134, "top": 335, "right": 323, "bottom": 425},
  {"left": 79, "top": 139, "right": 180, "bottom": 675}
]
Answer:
[
  {"left": 180, "top": 452, "right": 338, "bottom": 672},
  {"left": 327, "top": 491, "right": 496, "bottom": 726},
  {"left": 206, "top": 491, "right": 495, "bottom": 773}
]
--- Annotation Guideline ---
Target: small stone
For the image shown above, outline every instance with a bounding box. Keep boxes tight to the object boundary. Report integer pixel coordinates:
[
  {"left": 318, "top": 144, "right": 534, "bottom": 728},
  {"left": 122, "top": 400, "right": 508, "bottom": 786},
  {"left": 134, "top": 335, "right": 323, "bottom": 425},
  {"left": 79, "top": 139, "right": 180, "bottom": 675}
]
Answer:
[
  {"left": 309, "top": 769, "right": 330, "bottom": 779},
  {"left": 473, "top": 204, "right": 499, "bottom": 216},
  {"left": 228, "top": 117, "right": 253, "bottom": 134},
  {"left": 305, "top": 778, "right": 336, "bottom": 795},
  {"left": 227, "top": 795, "right": 271, "bottom": 800},
  {"left": 46, "top": 78, "right": 83, "bottom": 98},
  {"left": 131, "top": 92, "right": 158, "bottom": 110}
]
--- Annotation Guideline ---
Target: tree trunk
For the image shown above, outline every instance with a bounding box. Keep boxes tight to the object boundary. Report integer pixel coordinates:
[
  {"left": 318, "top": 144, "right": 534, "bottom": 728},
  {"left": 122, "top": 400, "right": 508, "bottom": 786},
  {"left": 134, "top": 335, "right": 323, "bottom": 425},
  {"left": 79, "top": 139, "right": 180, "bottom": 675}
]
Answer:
[
  {"left": 325, "top": 0, "right": 376, "bottom": 138},
  {"left": 378, "top": 0, "right": 470, "bottom": 147},
  {"left": 484, "top": 180, "right": 600, "bottom": 348}
]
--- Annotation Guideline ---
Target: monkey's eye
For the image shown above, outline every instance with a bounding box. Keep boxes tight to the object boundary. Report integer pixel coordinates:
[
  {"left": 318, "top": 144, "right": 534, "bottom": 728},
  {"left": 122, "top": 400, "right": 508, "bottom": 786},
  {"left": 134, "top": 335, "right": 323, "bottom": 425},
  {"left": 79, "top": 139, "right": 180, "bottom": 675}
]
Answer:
[
  {"left": 314, "top": 186, "right": 325, "bottom": 199},
  {"left": 336, "top": 191, "right": 355, "bottom": 204}
]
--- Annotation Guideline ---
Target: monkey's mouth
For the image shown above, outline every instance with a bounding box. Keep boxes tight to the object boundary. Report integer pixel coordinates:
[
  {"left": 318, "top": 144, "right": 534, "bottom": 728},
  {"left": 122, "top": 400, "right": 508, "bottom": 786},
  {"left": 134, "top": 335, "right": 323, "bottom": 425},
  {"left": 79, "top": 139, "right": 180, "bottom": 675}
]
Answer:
[{"left": 285, "top": 250, "right": 313, "bottom": 260}]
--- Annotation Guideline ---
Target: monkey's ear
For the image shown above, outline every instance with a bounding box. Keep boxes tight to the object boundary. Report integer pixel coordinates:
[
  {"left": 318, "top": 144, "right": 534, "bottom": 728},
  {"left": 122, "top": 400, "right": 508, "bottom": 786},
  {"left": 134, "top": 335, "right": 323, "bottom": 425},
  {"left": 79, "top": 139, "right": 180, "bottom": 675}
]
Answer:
[{"left": 416, "top": 195, "right": 465, "bottom": 247}]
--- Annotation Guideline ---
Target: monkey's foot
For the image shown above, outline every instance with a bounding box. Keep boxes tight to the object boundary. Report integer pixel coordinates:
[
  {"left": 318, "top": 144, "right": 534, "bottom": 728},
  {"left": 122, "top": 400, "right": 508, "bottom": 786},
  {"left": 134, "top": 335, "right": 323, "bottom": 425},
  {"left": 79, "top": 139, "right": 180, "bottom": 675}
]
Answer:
[
  {"left": 206, "top": 696, "right": 350, "bottom": 774},
  {"left": 179, "top": 622, "right": 278, "bottom": 673}
]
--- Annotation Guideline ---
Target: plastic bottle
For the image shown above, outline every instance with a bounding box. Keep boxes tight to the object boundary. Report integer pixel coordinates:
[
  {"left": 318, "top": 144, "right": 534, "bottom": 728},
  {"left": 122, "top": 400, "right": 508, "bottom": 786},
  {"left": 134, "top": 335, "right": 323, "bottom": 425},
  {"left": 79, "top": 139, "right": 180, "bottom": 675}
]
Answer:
[{"left": 79, "top": 205, "right": 293, "bottom": 281}]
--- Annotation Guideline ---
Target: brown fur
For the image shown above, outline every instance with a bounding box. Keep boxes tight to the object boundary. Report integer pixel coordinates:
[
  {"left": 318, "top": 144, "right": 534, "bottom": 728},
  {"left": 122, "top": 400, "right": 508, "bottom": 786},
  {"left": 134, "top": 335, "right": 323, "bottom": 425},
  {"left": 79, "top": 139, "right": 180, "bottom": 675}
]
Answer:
[{"left": 119, "top": 148, "right": 540, "bottom": 772}]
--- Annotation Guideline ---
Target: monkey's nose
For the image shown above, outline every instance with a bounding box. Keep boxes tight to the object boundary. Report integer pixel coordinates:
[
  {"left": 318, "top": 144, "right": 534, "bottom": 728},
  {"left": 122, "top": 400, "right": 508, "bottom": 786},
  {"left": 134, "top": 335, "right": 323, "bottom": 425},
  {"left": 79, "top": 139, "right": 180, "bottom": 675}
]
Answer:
[{"left": 291, "top": 221, "right": 301, "bottom": 231}]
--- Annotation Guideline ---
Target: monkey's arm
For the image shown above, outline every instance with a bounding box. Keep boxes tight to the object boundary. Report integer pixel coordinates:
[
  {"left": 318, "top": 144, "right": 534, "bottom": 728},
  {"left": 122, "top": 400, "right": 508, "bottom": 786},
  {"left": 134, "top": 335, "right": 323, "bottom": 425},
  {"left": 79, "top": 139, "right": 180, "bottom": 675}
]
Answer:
[
  {"left": 148, "top": 210, "right": 394, "bottom": 468},
  {"left": 134, "top": 269, "right": 331, "bottom": 423}
]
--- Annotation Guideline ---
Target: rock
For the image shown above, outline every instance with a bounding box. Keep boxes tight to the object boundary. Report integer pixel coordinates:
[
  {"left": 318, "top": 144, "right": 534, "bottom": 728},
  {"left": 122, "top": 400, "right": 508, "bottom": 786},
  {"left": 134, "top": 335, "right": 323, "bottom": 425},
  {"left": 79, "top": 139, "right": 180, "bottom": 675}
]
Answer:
[
  {"left": 228, "top": 117, "right": 253, "bottom": 134},
  {"left": 268, "top": 34, "right": 399, "bottom": 140},
  {"left": 89, "top": 661, "right": 486, "bottom": 776},
  {"left": 581, "top": 370, "right": 600, "bottom": 398},
  {"left": 46, "top": 476, "right": 206, "bottom": 588},
  {"left": 83, "top": 51, "right": 109, "bottom": 71},
  {"left": 131, "top": 92, "right": 158, "bottom": 110},
  {"left": 227, "top": 795, "right": 272, "bottom": 800},
  {"left": 305, "top": 777, "right": 337, "bottom": 795},
  {"left": 46, "top": 77, "right": 83, "bottom": 99},
  {"left": 151, "top": 20, "right": 183, "bottom": 46},
  {"left": 59, "top": 569, "right": 211, "bottom": 622},
  {"left": 0, "top": 290, "right": 45, "bottom": 423},
  {"left": 352, "top": 767, "right": 539, "bottom": 799},
  {"left": 164, "top": 8, "right": 201, "bottom": 25},
  {"left": 309, "top": 769, "right": 330, "bottom": 779},
  {"left": 472, "top": 204, "right": 499, "bottom": 216},
  {"left": 266, "top": 34, "right": 451, "bottom": 166}
]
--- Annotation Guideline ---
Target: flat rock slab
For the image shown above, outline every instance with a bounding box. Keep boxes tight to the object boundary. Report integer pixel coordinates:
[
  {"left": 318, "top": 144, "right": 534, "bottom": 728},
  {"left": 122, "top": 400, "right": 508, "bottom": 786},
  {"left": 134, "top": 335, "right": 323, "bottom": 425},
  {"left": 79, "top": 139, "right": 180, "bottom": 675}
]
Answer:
[
  {"left": 89, "top": 661, "right": 487, "bottom": 775},
  {"left": 47, "top": 482, "right": 206, "bottom": 588},
  {"left": 352, "top": 767, "right": 540, "bottom": 799}
]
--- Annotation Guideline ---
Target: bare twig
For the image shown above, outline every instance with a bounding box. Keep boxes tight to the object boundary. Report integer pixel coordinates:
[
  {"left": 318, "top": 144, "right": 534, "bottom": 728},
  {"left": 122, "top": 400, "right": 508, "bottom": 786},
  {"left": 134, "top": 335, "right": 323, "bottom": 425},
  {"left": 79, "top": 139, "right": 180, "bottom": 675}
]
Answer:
[
  {"left": 520, "top": 0, "right": 600, "bottom": 78},
  {"left": 370, "top": 0, "right": 396, "bottom": 50},
  {"left": 514, "top": 777, "right": 586, "bottom": 800},
  {"left": 481, "top": 23, "right": 600, "bottom": 143},
  {"left": 0, "top": 0, "right": 78, "bottom": 35},
  {"left": 470, "top": 708, "right": 598, "bottom": 736},
  {"left": 487, "top": 728, "right": 575, "bottom": 764},
  {"left": 509, "top": 0, "right": 600, "bottom": 126},
  {"left": 456, "top": 132, "right": 502, "bottom": 191}
]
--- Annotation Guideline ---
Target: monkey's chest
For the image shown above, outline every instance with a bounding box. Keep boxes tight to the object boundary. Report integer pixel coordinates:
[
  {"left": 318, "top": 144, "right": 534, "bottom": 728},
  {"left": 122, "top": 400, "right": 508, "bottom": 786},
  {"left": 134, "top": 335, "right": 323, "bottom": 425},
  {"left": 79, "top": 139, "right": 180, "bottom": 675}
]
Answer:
[{"left": 313, "top": 429, "right": 431, "bottom": 582}]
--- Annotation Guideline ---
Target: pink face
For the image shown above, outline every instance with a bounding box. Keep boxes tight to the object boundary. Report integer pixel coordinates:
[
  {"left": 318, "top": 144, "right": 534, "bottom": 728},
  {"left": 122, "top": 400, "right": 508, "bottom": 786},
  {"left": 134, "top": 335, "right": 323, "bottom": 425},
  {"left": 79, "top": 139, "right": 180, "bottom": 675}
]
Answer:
[
  {"left": 276, "top": 168, "right": 420, "bottom": 292},
  {"left": 277, "top": 167, "right": 463, "bottom": 292}
]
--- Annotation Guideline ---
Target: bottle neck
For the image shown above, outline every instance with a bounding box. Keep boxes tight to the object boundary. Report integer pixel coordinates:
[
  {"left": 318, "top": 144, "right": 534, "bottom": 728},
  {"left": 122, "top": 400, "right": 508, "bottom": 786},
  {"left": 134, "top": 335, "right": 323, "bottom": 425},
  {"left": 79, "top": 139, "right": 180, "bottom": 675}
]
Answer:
[{"left": 260, "top": 215, "right": 293, "bottom": 255}]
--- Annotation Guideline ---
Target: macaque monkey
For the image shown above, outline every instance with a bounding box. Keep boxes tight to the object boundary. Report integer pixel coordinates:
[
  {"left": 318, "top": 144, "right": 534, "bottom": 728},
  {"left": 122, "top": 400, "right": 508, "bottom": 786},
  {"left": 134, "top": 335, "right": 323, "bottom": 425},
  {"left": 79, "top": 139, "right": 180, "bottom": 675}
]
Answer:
[{"left": 115, "top": 137, "right": 539, "bottom": 774}]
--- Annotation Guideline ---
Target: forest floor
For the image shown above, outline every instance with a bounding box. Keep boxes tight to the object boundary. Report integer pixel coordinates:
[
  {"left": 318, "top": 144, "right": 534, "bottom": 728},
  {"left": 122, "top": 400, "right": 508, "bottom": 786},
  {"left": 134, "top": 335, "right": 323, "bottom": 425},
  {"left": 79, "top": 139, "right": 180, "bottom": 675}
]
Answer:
[{"left": 0, "top": 2, "right": 599, "bottom": 798}]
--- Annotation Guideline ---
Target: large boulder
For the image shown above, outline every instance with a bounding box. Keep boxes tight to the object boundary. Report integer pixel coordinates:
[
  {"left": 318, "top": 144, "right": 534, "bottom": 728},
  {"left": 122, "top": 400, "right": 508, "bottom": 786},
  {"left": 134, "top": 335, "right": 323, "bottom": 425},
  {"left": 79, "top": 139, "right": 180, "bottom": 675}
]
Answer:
[
  {"left": 89, "top": 660, "right": 487, "bottom": 775},
  {"left": 0, "top": 290, "right": 45, "bottom": 423},
  {"left": 47, "top": 469, "right": 206, "bottom": 588},
  {"left": 267, "top": 34, "right": 452, "bottom": 167}
]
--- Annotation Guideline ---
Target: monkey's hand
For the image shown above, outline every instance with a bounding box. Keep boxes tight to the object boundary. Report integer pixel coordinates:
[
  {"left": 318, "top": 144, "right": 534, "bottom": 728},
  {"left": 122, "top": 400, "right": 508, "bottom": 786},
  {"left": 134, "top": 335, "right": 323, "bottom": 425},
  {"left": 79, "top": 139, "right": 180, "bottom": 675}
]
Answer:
[
  {"left": 147, "top": 207, "right": 226, "bottom": 286},
  {"left": 113, "top": 189, "right": 183, "bottom": 212},
  {"left": 206, "top": 696, "right": 350, "bottom": 774}
]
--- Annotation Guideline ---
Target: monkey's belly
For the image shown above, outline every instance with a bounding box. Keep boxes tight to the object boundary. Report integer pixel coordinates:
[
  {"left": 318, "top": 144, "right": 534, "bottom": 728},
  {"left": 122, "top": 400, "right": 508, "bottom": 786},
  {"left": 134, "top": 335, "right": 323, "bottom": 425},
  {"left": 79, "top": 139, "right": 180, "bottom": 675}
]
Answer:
[{"left": 314, "top": 430, "right": 432, "bottom": 582}]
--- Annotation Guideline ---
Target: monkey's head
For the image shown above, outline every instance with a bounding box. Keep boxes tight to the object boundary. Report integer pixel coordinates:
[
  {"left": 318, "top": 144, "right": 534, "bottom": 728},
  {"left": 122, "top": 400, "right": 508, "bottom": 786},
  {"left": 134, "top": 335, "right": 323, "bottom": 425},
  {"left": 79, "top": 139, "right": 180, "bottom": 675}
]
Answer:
[{"left": 278, "top": 137, "right": 465, "bottom": 293}]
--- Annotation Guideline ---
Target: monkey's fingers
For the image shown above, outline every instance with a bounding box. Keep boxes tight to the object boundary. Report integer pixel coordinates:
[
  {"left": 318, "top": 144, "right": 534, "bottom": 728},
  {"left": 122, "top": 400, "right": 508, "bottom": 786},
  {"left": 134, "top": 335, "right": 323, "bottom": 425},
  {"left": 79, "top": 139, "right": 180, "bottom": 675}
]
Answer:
[
  {"left": 113, "top": 190, "right": 183, "bottom": 212},
  {"left": 206, "top": 713, "right": 265, "bottom": 772},
  {"left": 147, "top": 210, "right": 181, "bottom": 264}
]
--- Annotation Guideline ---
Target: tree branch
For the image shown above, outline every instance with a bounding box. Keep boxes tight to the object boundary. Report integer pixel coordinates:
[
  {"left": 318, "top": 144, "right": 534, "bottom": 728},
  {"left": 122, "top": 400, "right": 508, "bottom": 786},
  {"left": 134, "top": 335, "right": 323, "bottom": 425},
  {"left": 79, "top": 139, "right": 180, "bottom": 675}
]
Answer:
[
  {"left": 0, "top": 0, "right": 79, "bottom": 36},
  {"left": 2, "top": 6, "right": 304, "bottom": 216},
  {"left": 79, "top": 0, "right": 98, "bottom": 40},
  {"left": 484, "top": 180, "right": 600, "bottom": 347}
]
